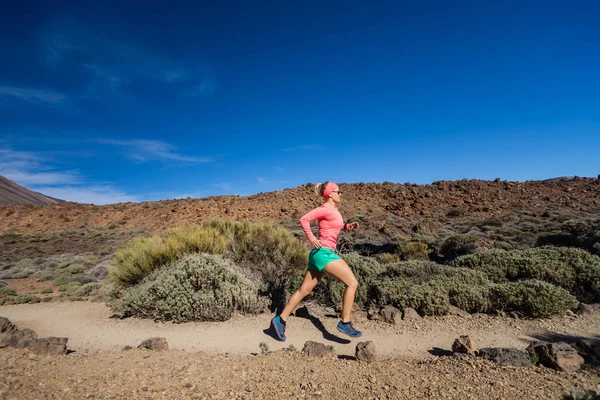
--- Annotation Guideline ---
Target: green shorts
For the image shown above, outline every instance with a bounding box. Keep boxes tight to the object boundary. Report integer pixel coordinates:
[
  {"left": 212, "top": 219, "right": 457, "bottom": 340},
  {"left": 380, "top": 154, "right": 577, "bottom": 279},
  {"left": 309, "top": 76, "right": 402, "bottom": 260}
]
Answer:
[{"left": 307, "top": 248, "right": 340, "bottom": 272}]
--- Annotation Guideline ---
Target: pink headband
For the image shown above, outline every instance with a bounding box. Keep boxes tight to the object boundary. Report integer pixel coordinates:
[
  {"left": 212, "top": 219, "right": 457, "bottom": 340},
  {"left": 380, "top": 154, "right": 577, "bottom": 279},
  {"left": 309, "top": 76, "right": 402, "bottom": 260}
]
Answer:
[{"left": 323, "top": 182, "right": 338, "bottom": 199}]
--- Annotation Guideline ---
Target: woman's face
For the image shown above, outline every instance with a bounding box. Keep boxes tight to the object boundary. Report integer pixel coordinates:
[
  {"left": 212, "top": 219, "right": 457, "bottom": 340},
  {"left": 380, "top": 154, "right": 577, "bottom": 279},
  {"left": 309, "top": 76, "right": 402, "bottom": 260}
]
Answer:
[{"left": 330, "top": 189, "right": 342, "bottom": 203}]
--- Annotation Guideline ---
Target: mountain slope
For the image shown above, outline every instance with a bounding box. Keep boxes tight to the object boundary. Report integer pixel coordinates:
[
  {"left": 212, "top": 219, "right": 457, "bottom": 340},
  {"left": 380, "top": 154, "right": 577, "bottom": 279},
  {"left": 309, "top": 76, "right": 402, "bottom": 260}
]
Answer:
[{"left": 0, "top": 175, "right": 60, "bottom": 206}]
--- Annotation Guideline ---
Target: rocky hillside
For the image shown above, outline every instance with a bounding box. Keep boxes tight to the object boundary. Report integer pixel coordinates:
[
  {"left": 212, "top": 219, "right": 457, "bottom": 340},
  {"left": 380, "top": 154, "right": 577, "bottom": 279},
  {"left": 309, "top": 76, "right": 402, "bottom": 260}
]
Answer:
[
  {"left": 1, "top": 177, "right": 599, "bottom": 239},
  {"left": 0, "top": 175, "right": 60, "bottom": 207}
]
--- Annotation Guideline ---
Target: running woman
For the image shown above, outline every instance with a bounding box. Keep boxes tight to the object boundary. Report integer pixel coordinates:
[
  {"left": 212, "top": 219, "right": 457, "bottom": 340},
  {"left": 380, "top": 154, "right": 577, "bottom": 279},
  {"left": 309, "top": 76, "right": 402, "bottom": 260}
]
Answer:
[{"left": 271, "top": 181, "right": 361, "bottom": 341}]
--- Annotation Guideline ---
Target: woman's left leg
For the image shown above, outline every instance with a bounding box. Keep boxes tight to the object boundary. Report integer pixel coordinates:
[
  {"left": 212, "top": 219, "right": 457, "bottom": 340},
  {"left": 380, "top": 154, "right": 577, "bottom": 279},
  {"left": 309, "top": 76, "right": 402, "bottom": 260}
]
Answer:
[
  {"left": 322, "top": 258, "right": 359, "bottom": 323},
  {"left": 279, "top": 269, "right": 324, "bottom": 321}
]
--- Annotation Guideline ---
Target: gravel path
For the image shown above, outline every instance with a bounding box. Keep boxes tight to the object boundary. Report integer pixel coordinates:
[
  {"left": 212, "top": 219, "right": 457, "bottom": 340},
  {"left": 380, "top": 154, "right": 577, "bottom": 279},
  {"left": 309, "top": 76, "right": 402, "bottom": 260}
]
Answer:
[{"left": 1, "top": 302, "right": 599, "bottom": 357}]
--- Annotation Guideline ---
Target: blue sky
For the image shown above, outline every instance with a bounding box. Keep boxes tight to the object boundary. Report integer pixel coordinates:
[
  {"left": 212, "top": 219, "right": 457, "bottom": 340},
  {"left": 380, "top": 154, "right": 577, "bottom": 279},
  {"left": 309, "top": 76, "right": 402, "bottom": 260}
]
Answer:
[{"left": 1, "top": 1, "right": 599, "bottom": 204}]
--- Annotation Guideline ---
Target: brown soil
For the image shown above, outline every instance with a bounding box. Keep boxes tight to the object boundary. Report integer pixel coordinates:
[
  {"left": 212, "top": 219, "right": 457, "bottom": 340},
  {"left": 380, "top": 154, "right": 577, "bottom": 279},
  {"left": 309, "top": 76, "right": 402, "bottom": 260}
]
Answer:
[
  {"left": 2, "top": 347, "right": 599, "bottom": 400},
  {"left": 1, "top": 178, "right": 599, "bottom": 238}
]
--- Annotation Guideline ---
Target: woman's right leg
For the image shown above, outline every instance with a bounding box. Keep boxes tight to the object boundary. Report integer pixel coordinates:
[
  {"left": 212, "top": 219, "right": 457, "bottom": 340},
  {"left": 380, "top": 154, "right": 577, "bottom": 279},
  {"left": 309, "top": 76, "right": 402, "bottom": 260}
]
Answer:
[{"left": 279, "top": 269, "right": 323, "bottom": 321}]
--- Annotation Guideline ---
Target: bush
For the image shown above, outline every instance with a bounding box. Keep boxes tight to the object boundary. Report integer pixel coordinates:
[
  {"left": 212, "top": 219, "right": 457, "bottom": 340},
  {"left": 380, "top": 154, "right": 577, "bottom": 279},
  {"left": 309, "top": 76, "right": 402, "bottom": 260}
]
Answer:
[
  {"left": 378, "top": 253, "right": 400, "bottom": 264},
  {"left": 11, "top": 294, "right": 41, "bottom": 304},
  {"left": 314, "top": 252, "right": 385, "bottom": 307},
  {"left": 488, "top": 280, "right": 578, "bottom": 318},
  {"left": 369, "top": 277, "right": 450, "bottom": 316},
  {"left": 201, "top": 219, "right": 308, "bottom": 312},
  {"left": 111, "top": 226, "right": 227, "bottom": 287},
  {"left": 0, "top": 287, "right": 16, "bottom": 297},
  {"left": 453, "top": 247, "right": 600, "bottom": 303},
  {"left": 398, "top": 241, "right": 431, "bottom": 261},
  {"left": 75, "top": 283, "right": 103, "bottom": 297},
  {"left": 113, "top": 253, "right": 267, "bottom": 322},
  {"left": 448, "top": 284, "right": 491, "bottom": 313},
  {"left": 52, "top": 274, "right": 72, "bottom": 286},
  {"left": 440, "top": 235, "right": 479, "bottom": 261}
]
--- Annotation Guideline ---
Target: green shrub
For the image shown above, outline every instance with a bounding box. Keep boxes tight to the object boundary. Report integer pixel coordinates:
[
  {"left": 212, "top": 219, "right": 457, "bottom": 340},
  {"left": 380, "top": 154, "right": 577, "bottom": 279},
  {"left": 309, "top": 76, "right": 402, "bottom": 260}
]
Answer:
[
  {"left": 59, "top": 282, "right": 81, "bottom": 295},
  {"left": 113, "top": 253, "right": 267, "bottom": 322},
  {"left": 11, "top": 272, "right": 28, "bottom": 279},
  {"left": 315, "top": 252, "right": 385, "bottom": 307},
  {"left": 75, "top": 283, "right": 103, "bottom": 297},
  {"left": 52, "top": 274, "right": 72, "bottom": 286},
  {"left": 378, "top": 253, "right": 400, "bottom": 264},
  {"left": 111, "top": 226, "right": 227, "bottom": 287},
  {"left": 398, "top": 241, "right": 431, "bottom": 261},
  {"left": 11, "top": 294, "right": 41, "bottom": 304},
  {"left": 40, "top": 287, "right": 53, "bottom": 294},
  {"left": 454, "top": 247, "right": 600, "bottom": 302},
  {"left": 448, "top": 284, "right": 491, "bottom": 313},
  {"left": 440, "top": 235, "right": 479, "bottom": 261},
  {"left": 0, "top": 287, "right": 17, "bottom": 297},
  {"left": 66, "top": 264, "right": 85, "bottom": 274},
  {"left": 201, "top": 219, "right": 308, "bottom": 311},
  {"left": 369, "top": 277, "right": 450, "bottom": 316},
  {"left": 488, "top": 280, "right": 578, "bottom": 318}
]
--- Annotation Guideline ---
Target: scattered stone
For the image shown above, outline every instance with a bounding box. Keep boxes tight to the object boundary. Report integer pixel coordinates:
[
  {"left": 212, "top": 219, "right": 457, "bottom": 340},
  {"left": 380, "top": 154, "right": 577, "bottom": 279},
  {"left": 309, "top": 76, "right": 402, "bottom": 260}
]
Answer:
[
  {"left": 402, "top": 308, "right": 421, "bottom": 321},
  {"left": 27, "top": 337, "right": 69, "bottom": 355},
  {"left": 380, "top": 306, "right": 402, "bottom": 325},
  {"left": 122, "top": 346, "right": 133, "bottom": 351},
  {"left": 355, "top": 341, "right": 376, "bottom": 362},
  {"left": 477, "top": 348, "right": 532, "bottom": 367},
  {"left": 302, "top": 341, "right": 333, "bottom": 358},
  {"left": 367, "top": 308, "right": 381, "bottom": 321},
  {"left": 527, "top": 342, "right": 583, "bottom": 372},
  {"left": 447, "top": 306, "right": 472, "bottom": 318},
  {"left": 453, "top": 353, "right": 476, "bottom": 361},
  {"left": 138, "top": 337, "right": 168, "bottom": 351},
  {"left": 1, "top": 317, "right": 68, "bottom": 355},
  {"left": 452, "top": 335, "right": 476, "bottom": 355},
  {"left": 575, "top": 303, "right": 597, "bottom": 315},
  {"left": 573, "top": 339, "right": 600, "bottom": 365}
]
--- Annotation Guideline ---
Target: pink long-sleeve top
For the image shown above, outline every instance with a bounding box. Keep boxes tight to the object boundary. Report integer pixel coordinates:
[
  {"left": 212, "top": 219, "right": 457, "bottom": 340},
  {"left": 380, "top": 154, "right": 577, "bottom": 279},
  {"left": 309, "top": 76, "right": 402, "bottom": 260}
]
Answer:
[{"left": 299, "top": 204, "right": 347, "bottom": 250}]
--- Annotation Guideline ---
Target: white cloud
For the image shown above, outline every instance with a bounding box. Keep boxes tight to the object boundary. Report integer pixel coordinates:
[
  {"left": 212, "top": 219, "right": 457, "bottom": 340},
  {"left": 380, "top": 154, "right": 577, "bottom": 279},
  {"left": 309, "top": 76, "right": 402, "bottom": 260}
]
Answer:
[
  {"left": 0, "top": 85, "right": 65, "bottom": 106},
  {"left": 0, "top": 146, "right": 135, "bottom": 205},
  {"left": 30, "top": 185, "right": 137, "bottom": 205},
  {"left": 96, "top": 139, "right": 211, "bottom": 163},
  {"left": 40, "top": 20, "right": 217, "bottom": 102}
]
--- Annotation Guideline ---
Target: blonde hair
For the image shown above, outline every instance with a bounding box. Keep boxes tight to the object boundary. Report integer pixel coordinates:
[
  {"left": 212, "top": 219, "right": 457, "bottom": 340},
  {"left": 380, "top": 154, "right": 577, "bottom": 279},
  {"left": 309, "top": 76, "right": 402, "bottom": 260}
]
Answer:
[{"left": 314, "top": 181, "right": 330, "bottom": 197}]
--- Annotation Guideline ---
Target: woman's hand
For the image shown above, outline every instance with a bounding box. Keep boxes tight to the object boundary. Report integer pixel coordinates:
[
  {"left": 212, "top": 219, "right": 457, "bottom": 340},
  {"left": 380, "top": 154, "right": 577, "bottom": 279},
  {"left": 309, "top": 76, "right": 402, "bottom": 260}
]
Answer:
[
  {"left": 312, "top": 240, "right": 322, "bottom": 249},
  {"left": 347, "top": 222, "right": 359, "bottom": 231}
]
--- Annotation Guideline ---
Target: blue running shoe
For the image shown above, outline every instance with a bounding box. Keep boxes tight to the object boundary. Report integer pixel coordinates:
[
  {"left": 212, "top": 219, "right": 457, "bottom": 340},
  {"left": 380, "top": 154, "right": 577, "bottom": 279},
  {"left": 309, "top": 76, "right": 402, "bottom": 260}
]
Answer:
[
  {"left": 271, "top": 316, "right": 286, "bottom": 341},
  {"left": 337, "top": 321, "right": 362, "bottom": 338}
]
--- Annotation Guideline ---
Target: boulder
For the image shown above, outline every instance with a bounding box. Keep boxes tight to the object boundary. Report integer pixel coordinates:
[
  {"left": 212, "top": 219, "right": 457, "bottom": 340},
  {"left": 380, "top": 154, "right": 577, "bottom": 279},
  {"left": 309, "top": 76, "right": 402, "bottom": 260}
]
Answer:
[
  {"left": 528, "top": 342, "right": 584, "bottom": 372},
  {"left": 138, "top": 337, "right": 168, "bottom": 351},
  {"left": 302, "top": 341, "right": 333, "bottom": 358},
  {"left": 367, "top": 308, "right": 381, "bottom": 321},
  {"left": 27, "top": 337, "right": 69, "bottom": 355},
  {"left": 477, "top": 348, "right": 532, "bottom": 367},
  {"left": 447, "top": 306, "right": 472, "bottom": 318},
  {"left": 452, "top": 335, "right": 476, "bottom": 355},
  {"left": 380, "top": 306, "right": 402, "bottom": 325},
  {"left": 355, "top": 341, "right": 376, "bottom": 362},
  {"left": 573, "top": 339, "right": 600, "bottom": 365},
  {"left": 402, "top": 307, "right": 422, "bottom": 321}
]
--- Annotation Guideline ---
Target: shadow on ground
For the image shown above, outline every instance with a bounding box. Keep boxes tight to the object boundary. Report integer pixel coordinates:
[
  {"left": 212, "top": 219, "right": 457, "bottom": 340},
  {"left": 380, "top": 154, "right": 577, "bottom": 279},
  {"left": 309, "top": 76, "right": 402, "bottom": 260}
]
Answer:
[{"left": 263, "top": 309, "right": 351, "bottom": 345}]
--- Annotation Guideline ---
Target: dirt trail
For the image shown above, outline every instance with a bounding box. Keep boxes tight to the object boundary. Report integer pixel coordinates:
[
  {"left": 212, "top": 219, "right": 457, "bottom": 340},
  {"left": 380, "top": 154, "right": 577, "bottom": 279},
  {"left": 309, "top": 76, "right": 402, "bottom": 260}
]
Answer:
[{"left": 2, "top": 302, "right": 599, "bottom": 356}]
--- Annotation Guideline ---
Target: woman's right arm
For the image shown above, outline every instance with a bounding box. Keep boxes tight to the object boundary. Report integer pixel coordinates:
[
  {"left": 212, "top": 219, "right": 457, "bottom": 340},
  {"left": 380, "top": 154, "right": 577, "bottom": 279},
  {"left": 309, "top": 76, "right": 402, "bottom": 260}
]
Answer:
[{"left": 299, "top": 207, "right": 327, "bottom": 245}]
